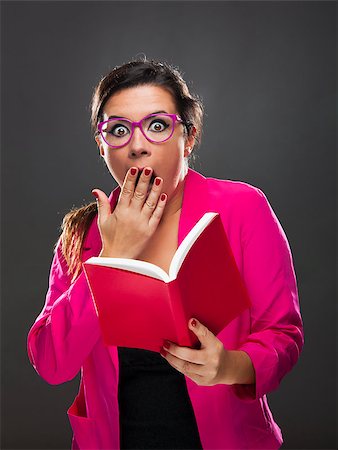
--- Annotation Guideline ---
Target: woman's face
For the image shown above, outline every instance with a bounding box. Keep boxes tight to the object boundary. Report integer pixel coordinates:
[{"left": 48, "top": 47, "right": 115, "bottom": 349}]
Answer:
[{"left": 95, "top": 85, "right": 195, "bottom": 201}]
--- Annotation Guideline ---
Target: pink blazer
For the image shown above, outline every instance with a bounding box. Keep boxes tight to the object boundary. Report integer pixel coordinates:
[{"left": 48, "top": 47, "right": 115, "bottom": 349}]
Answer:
[{"left": 27, "top": 168, "right": 304, "bottom": 449}]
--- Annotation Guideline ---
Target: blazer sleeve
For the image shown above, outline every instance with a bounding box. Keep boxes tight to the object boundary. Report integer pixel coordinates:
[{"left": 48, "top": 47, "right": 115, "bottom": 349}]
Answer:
[
  {"left": 230, "top": 187, "right": 304, "bottom": 402},
  {"left": 26, "top": 236, "right": 101, "bottom": 385}
]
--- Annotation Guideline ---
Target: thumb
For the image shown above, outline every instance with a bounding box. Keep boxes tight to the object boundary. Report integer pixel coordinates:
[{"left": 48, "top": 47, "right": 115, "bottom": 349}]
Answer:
[
  {"left": 188, "top": 318, "right": 215, "bottom": 347},
  {"left": 92, "top": 189, "right": 111, "bottom": 221}
]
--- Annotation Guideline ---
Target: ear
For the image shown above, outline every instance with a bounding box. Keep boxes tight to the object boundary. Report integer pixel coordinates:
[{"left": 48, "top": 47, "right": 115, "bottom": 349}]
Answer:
[
  {"left": 184, "top": 126, "right": 197, "bottom": 157},
  {"left": 95, "top": 135, "right": 105, "bottom": 157}
]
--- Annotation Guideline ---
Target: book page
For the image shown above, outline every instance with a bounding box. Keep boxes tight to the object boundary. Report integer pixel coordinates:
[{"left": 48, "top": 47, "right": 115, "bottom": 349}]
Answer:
[
  {"left": 83, "top": 212, "right": 219, "bottom": 283},
  {"left": 84, "top": 257, "right": 170, "bottom": 282}
]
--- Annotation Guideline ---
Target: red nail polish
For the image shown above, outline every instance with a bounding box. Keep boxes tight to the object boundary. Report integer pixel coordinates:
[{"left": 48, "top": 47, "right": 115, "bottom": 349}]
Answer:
[
  {"left": 155, "top": 177, "right": 161, "bottom": 186},
  {"left": 191, "top": 319, "right": 197, "bottom": 327},
  {"left": 144, "top": 168, "right": 151, "bottom": 176},
  {"left": 130, "top": 168, "right": 137, "bottom": 176},
  {"left": 160, "top": 193, "right": 166, "bottom": 201}
]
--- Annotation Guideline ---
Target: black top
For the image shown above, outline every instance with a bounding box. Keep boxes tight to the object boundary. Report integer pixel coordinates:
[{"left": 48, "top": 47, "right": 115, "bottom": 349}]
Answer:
[{"left": 117, "top": 346, "right": 203, "bottom": 450}]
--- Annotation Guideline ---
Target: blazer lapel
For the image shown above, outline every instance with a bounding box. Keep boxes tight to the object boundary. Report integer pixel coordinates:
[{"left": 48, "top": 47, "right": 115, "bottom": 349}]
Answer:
[{"left": 177, "top": 168, "right": 210, "bottom": 246}]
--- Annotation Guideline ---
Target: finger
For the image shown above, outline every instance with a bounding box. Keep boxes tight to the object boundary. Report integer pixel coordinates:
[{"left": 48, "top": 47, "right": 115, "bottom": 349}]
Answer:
[
  {"left": 188, "top": 318, "right": 216, "bottom": 348},
  {"left": 161, "top": 350, "right": 206, "bottom": 378},
  {"left": 142, "top": 176, "right": 164, "bottom": 214},
  {"left": 148, "top": 192, "right": 167, "bottom": 228},
  {"left": 130, "top": 167, "right": 155, "bottom": 209},
  {"left": 162, "top": 340, "right": 206, "bottom": 365},
  {"left": 118, "top": 167, "right": 140, "bottom": 207},
  {"left": 91, "top": 188, "right": 111, "bottom": 221}
]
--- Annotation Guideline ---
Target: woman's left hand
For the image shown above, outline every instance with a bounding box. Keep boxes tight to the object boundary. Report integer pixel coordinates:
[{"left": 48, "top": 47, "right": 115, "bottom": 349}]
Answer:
[{"left": 160, "top": 318, "right": 233, "bottom": 386}]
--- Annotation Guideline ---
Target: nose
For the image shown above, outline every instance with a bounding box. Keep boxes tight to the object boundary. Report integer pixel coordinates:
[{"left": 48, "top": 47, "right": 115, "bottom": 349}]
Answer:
[{"left": 128, "top": 125, "right": 152, "bottom": 158}]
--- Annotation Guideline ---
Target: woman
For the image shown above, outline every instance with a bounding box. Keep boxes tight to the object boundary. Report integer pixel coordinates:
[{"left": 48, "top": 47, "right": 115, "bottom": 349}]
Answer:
[{"left": 27, "top": 57, "right": 304, "bottom": 450}]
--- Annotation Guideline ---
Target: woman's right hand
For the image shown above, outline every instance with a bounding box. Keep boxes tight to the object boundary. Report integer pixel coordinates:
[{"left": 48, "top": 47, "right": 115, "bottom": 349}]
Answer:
[{"left": 92, "top": 167, "right": 167, "bottom": 259}]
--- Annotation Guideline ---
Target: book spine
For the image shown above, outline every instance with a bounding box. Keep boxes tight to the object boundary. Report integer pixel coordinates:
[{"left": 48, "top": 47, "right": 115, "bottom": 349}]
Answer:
[{"left": 167, "top": 281, "right": 193, "bottom": 347}]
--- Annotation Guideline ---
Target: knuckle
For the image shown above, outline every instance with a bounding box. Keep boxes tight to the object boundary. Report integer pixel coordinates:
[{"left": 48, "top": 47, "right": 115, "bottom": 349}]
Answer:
[
  {"left": 134, "top": 189, "right": 145, "bottom": 200},
  {"left": 122, "top": 187, "right": 133, "bottom": 196},
  {"left": 214, "top": 340, "right": 222, "bottom": 353},
  {"left": 145, "top": 199, "right": 156, "bottom": 209},
  {"left": 218, "top": 341, "right": 225, "bottom": 353},
  {"left": 212, "top": 366, "right": 218, "bottom": 378},
  {"left": 182, "top": 361, "right": 190, "bottom": 374},
  {"left": 200, "top": 328, "right": 208, "bottom": 338},
  {"left": 151, "top": 210, "right": 162, "bottom": 220},
  {"left": 213, "top": 356, "right": 220, "bottom": 368}
]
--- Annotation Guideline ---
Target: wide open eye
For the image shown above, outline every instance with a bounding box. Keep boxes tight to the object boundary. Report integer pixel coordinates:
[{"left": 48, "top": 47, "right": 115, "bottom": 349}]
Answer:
[
  {"left": 148, "top": 119, "right": 169, "bottom": 133},
  {"left": 102, "top": 119, "right": 131, "bottom": 138},
  {"left": 110, "top": 124, "right": 130, "bottom": 137}
]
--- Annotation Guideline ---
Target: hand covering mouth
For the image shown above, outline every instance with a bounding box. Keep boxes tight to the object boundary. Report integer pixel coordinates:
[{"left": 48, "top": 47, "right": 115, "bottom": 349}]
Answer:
[{"left": 135, "top": 170, "right": 157, "bottom": 187}]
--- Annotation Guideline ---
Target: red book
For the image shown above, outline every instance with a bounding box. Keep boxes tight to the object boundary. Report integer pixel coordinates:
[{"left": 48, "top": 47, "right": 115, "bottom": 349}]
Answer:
[{"left": 83, "top": 213, "right": 251, "bottom": 353}]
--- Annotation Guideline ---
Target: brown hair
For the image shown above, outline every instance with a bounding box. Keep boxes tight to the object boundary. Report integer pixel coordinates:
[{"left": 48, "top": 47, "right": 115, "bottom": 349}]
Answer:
[
  {"left": 58, "top": 56, "right": 204, "bottom": 283},
  {"left": 90, "top": 56, "right": 204, "bottom": 164},
  {"left": 55, "top": 202, "right": 97, "bottom": 284}
]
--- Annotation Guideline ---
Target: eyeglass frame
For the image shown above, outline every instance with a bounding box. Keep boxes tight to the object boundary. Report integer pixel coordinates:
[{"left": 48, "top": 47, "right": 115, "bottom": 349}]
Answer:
[{"left": 96, "top": 113, "right": 185, "bottom": 149}]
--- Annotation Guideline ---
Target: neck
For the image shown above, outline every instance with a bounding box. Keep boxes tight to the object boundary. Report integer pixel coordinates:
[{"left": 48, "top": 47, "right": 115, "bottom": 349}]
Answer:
[{"left": 160, "top": 170, "right": 187, "bottom": 224}]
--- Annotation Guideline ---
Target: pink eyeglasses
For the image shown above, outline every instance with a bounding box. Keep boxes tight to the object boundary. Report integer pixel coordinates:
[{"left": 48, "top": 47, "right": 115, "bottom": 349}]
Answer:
[{"left": 97, "top": 113, "right": 184, "bottom": 148}]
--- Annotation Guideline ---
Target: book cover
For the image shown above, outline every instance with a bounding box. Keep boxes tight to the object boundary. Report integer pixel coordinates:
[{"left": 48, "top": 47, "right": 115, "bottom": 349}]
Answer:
[{"left": 82, "top": 213, "right": 251, "bottom": 352}]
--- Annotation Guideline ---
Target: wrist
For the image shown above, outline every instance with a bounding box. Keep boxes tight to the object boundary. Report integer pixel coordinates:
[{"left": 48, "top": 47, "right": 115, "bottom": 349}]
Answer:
[{"left": 220, "top": 350, "right": 256, "bottom": 386}]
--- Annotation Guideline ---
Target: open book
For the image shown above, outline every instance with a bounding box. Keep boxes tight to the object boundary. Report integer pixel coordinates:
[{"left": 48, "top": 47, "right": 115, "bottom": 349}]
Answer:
[{"left": 83, "top": 212, "right": 251, "bottom": 352}]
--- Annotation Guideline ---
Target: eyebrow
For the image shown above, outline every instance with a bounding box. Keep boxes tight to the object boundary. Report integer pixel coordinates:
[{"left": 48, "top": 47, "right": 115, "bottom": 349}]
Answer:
[{"left": 107, "top": 110, "right": 169, "bottom": 120}]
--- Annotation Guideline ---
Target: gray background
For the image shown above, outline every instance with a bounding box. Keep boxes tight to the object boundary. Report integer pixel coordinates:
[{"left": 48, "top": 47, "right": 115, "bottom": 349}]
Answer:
[{"left": 1, "top": 1, "right": 336, "bottom": 449}]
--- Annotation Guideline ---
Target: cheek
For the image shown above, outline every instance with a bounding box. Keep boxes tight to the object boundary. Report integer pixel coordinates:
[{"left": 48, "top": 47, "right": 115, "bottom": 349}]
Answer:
[
  {"left": 102, "top": 153, "right": 125, "bottom": 183},
  {"left": 166, "top": 138, "right": 185, "bottom": 158}
]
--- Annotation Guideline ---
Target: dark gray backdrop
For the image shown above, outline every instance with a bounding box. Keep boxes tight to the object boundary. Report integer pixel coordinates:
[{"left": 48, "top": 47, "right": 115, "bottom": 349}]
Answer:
[{"left": 1, "top": 1, "right": 336, "bottom": 449}]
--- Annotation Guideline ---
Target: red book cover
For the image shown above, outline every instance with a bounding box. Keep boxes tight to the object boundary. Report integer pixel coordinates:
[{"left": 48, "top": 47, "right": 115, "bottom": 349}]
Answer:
[{"left": 82, "top": 213, "right": 251, "bottom": 352}]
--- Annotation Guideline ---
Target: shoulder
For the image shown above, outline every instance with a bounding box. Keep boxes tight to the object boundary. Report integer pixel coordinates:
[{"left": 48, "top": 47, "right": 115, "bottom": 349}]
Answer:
[
  {"left": 202, "top": 173, "right": 283, "bottom": 239},
  {"left": 203, "top": 174, "right": 290, "bottom": 252},
  {"left": 204, "top": 174, "right": 268, "bottom": 213}
]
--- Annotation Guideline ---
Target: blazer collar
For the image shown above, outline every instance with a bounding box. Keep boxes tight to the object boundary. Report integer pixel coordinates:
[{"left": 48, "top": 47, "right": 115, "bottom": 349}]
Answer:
[{"left": 106, "top": 167, "right": 210, "bottom": 247}]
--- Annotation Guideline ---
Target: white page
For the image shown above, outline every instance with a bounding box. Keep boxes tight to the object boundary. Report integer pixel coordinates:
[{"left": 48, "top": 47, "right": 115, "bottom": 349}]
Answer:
[{"left": 84, "top": 212, "right": 219, "bottom": 282}]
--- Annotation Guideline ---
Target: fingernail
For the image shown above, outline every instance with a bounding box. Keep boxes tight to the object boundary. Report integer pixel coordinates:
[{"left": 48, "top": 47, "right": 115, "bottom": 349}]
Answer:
[
  {"left": 160, "top": 193, "right": 166, "bottom": 201},
  {"left": 92, "top": 191, "right": 98, "bottom": 199},
  {"left": 130, "top": 167, "right": 137, "bottom": 176},
  {"left": 155, "top": 178, "right": 161, "bottom": 186},
  {"left": 144, "top": 168, "right": 151, "bottom": 176},
  {"left": 191, "top": 319, "right": 197, "bottom": 327}
]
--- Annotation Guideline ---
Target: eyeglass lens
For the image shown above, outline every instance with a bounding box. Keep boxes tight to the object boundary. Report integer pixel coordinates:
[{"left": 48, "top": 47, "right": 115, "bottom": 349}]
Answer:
[{"left": 101, "top": 115, "right": 174, "bottom": 147}]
